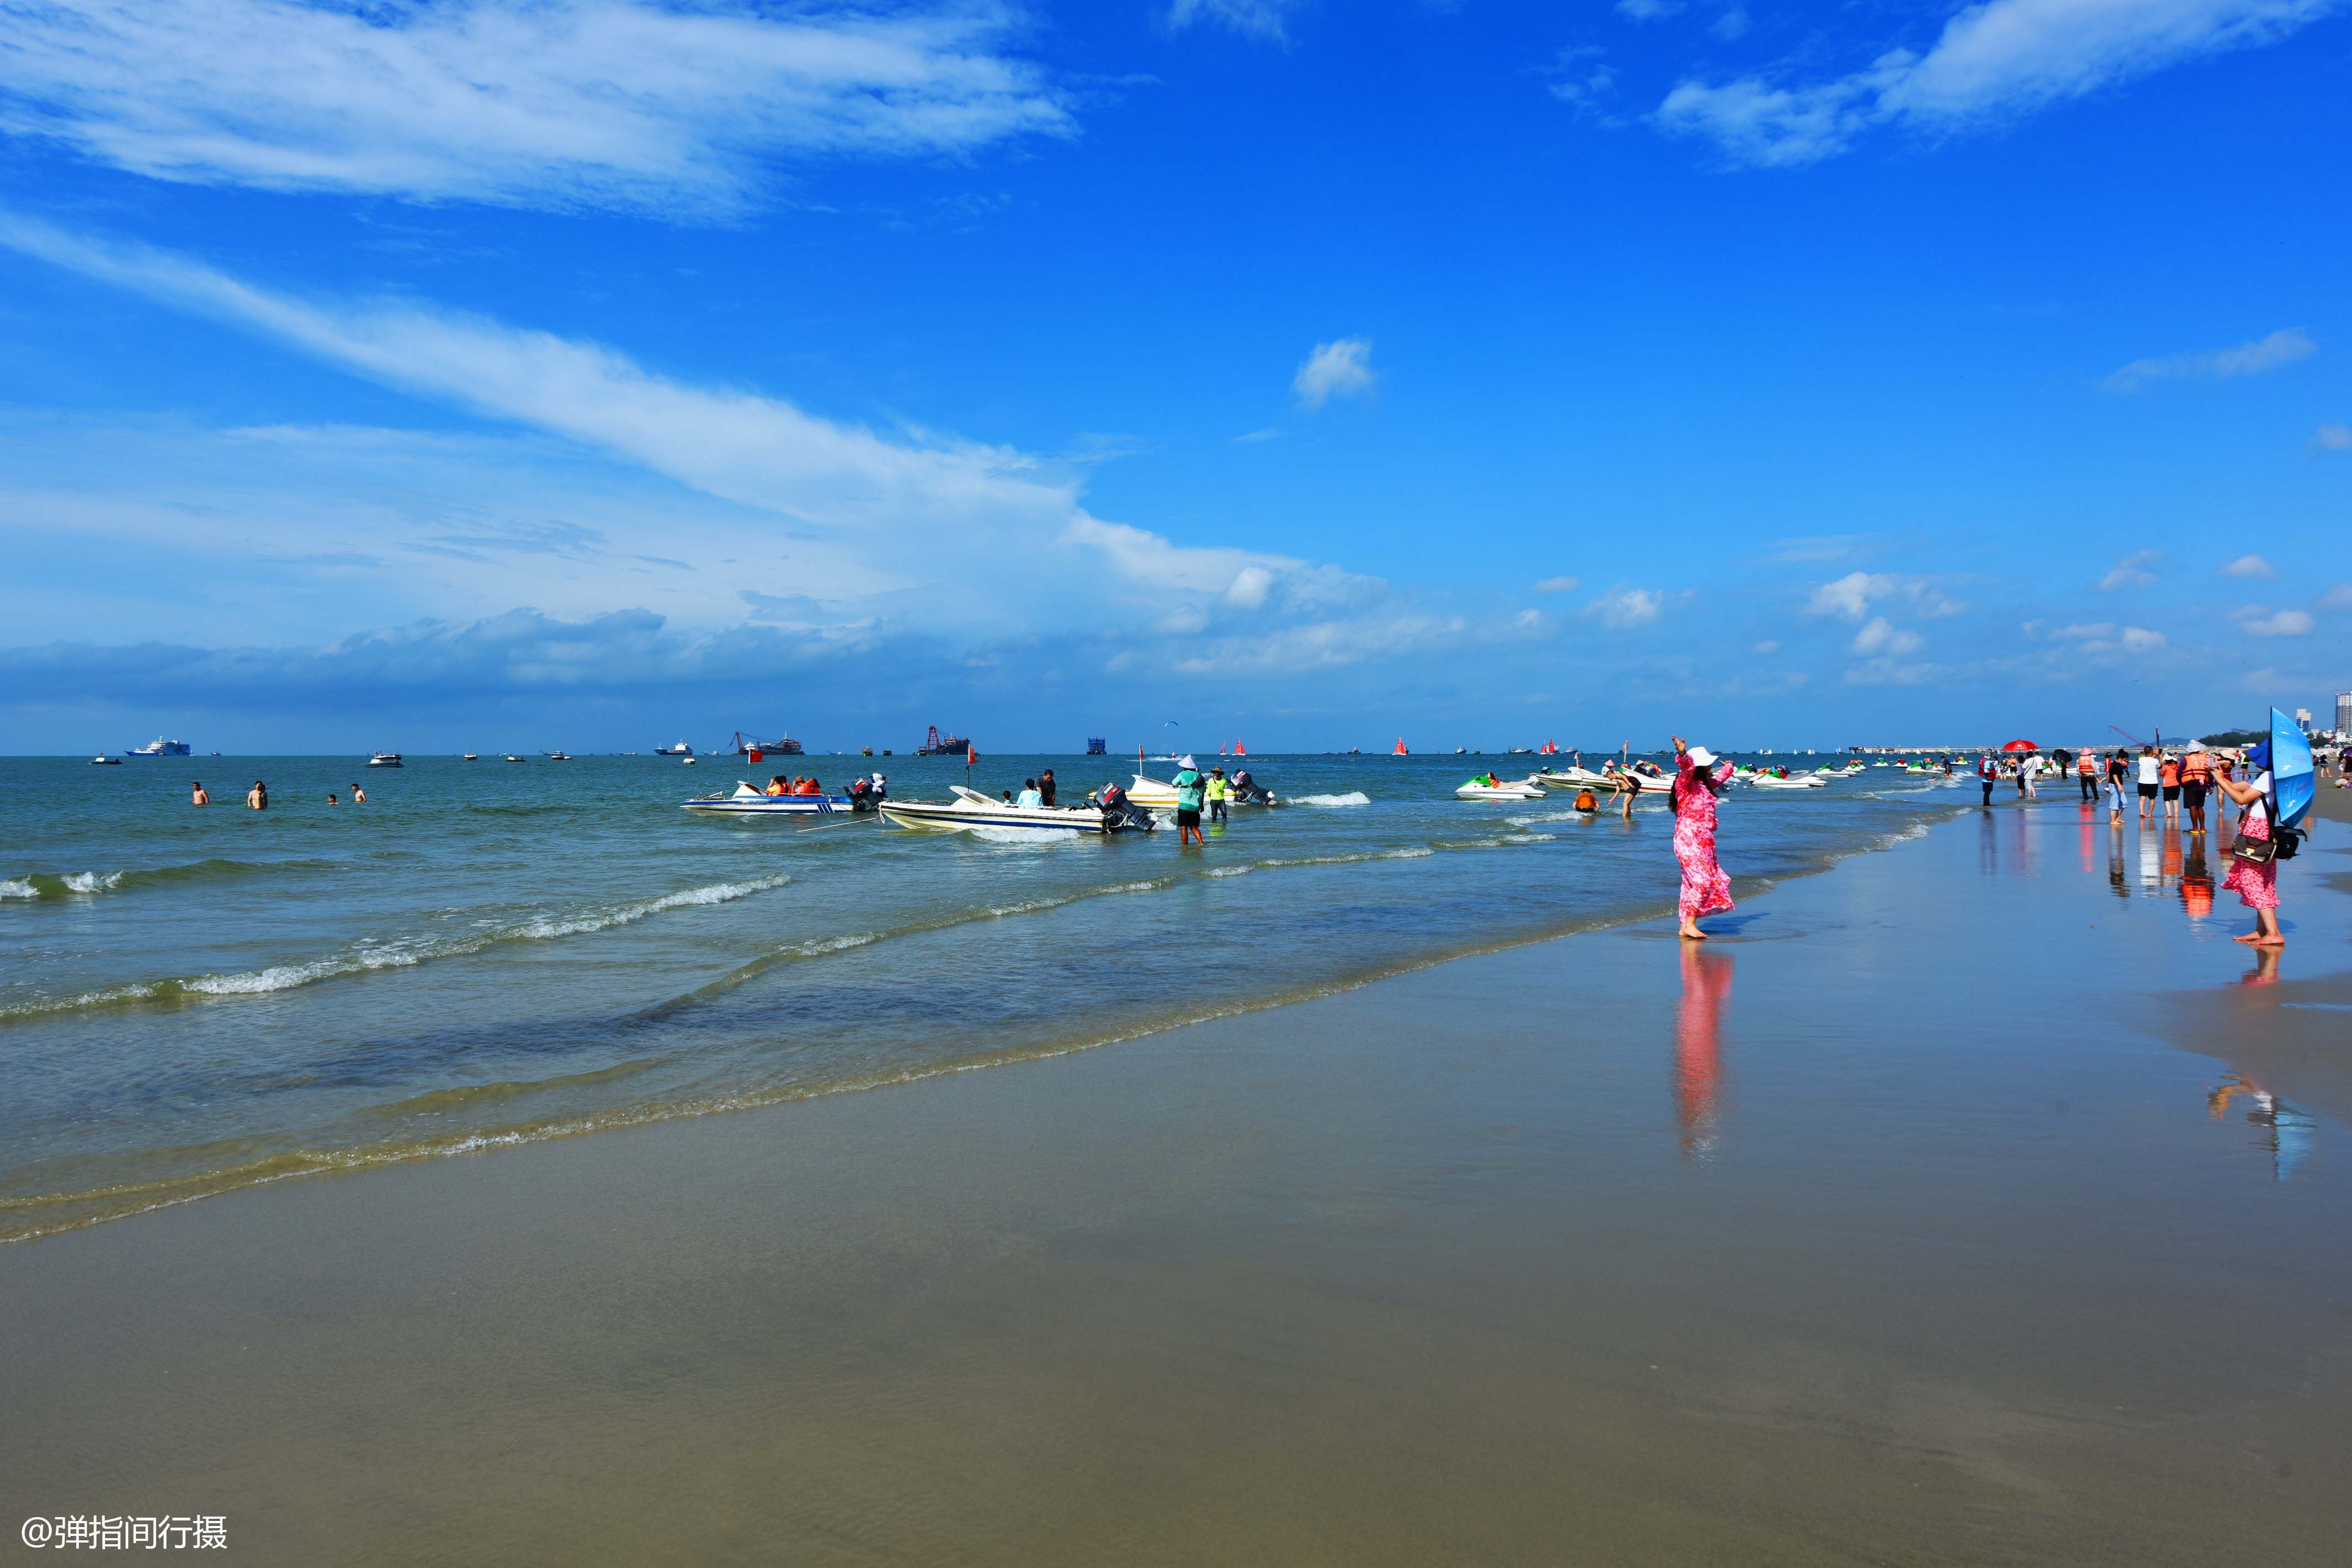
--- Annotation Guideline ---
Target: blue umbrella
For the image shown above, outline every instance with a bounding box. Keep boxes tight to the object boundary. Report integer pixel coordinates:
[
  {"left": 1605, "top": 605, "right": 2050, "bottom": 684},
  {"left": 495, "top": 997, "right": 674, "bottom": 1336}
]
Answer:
[{"left": 2271, "top": 707, "right": 2314, "bottom": 829}]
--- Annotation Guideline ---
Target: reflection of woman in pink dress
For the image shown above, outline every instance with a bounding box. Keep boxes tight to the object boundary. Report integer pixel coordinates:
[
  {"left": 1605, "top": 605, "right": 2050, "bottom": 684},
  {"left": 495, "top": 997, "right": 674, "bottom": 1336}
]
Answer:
[{"left": 1669, "top": 735, "right": 1736, "bottom": 940}]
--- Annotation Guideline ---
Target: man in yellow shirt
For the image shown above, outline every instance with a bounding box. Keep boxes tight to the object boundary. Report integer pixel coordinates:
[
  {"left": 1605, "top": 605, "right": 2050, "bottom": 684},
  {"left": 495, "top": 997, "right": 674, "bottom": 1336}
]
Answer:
[{"left": 1206, "top": 766, "right": 1230, "bottom": 825}]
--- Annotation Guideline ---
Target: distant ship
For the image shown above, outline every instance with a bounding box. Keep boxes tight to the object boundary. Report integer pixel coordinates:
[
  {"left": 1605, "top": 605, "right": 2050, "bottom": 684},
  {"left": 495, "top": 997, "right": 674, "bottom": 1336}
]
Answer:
[
  {"left": 917, "top": 725, "right": 970, "bottom": 757},
  {"left": 729, "top": 730, "right": 802, "bottom": 758},
  {"left": 126, "top": 737, "right": 191, "bottom": 758},
  {"left": 366, "top": 751, "right": 403, "bottom": 768},
  {"left": 1086, "top": 737, "right": 1107, "bottom": 756},
  {"left": 654, "top": 741, "right": 694, "bottom": 756}
]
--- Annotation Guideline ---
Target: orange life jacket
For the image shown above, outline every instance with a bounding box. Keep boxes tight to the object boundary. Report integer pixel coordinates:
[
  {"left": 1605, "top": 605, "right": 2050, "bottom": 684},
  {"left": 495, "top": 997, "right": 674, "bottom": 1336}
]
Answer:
[
  {"left": 2160, "top": 760, "right": 2180, "bottom": 788},
  {"left": 2181, "top": 753, "right": 2212, "bottom": 783}
]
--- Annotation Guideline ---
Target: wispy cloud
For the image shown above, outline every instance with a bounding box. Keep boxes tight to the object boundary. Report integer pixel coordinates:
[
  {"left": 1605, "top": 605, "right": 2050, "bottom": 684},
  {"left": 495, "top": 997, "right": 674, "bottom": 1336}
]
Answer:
[
  {"left": 2319, "top": 584, "right": 2352, "bottom": 611},
  {"left": 2097, "top": 549, "right": 2161, "bottom": 591},
  {"left": 1584, "top": 586, "right": 1666, "bottom": 628},
  {"left": 0, "top": 212, "right": 1329, "bottom": 634},
  {"left": 2312, "top": 422, "right": 2352, "bottom": 454},
  {"left": 1292, "top": 337, "right": 1377, "bottom": 410},
  {"left": 0, "top": 0, "right": 1070, "bottom": 218},
  {"left": 2220, "top": 553, "right": 2276, "bottom": 579},
  {"left": 1851, "top": 616, "right": 1921, "bottom": 655},
  {"left": 1166, "top": 0, "right": 1300, "bottom": 43},
  {"left": 2103, "top": 328, "right": 2316, "bottom": 393},
  {"left": 1804, "top": 570, "right": 1965, "bottom": 622},
  {"left": 2236, "top": 606, "right": 2314, "bottom": 636},
  {"left": 1532, "top": 575, "right": 1581, "bottom": 593},
  {"left": 1653, "top": 0, "right": 2340, "bottom": 167}
]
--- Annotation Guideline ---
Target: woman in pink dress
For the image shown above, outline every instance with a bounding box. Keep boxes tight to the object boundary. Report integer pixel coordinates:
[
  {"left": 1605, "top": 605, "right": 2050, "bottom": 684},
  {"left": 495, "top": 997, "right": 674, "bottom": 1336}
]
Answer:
[
  {"left": 2215, "top": 744, "right": 2284, "bottom": 947},
  {"left": 1669, "top": 735, "right": 1736, "bottom": 940}
]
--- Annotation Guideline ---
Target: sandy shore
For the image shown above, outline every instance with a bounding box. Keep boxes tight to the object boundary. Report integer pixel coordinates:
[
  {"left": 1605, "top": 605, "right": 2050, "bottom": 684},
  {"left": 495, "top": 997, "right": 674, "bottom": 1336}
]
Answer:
[{"left": 4, "top": 795, "right": 2348, "bottom": 1566}]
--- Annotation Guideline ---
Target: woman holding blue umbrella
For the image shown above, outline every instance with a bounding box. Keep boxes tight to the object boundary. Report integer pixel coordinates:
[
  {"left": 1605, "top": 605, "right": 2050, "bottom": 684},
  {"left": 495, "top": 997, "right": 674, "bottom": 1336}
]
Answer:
[{"left": 2215, "top": 739, "right": 2286, "bottom": 947}]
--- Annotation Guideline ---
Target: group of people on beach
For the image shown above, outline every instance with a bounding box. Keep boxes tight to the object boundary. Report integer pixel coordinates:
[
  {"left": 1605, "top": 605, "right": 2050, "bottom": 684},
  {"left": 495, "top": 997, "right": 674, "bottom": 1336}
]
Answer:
[{"left": 1975, "top": 739, "right": 2292, "bottom": 949}]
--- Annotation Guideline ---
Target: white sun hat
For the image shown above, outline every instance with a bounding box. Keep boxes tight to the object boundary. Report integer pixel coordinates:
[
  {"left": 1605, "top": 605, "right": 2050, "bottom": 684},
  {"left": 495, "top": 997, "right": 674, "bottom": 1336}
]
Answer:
[
  {"left": 1687, "top": 746, "right": 1717, "bottom": 768},
  {"left": 1179, "top": 754, "right": 1196, "bottom": 768}
]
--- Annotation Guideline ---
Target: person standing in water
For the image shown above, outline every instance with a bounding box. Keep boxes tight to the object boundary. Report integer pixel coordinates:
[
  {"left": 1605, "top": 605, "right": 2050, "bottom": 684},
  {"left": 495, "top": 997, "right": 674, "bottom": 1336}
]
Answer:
[
  {"left": 353, "top": 784, "right": 367, "bottom": 805},
  {"left": 2181, "top": 741, "right": 2214, "bottom": 834},
  {"left": 1206, "top": 766, "right": 1229, "bottom": 825},
  {"left": 2216, "top": 740, "right": 2286, "bottom": 948},
  {"left": 1669, "top": 736, "right": 1736, "bottom": 940},
  {"left": 1977, "top": 751, "right": 1998, "bottom": 807},
  {"left": 1172, "top": 755, "right": 1207, "bottom": 847},
  {"left": 190, "top": 781, "right": 209, "bottom": 806},
  {"left": 246, "top": 780, "right": 268, "bottom": 810}
]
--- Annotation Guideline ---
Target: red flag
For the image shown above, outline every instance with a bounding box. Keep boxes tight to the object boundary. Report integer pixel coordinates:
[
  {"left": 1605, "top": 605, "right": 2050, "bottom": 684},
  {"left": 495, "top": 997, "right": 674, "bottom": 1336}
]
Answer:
[
  {"left": 966, "top": 743, "right": 977, "bottom": 768},
  {"left": 748, "top": 747, "right": 763, "bottom": 764}
]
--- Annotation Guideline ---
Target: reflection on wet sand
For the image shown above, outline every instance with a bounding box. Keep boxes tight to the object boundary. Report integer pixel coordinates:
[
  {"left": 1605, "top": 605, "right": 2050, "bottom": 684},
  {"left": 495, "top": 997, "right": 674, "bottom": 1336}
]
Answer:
[
  {"left": 2209, "top": 1071, "right": 2316, "bottom": 1181},
  {"left": 2181, "top": 839, "right": 2214, "bottom": 921},
  {"left": 1674, "top": 943, "right": 1732, "bottom": 1160}
]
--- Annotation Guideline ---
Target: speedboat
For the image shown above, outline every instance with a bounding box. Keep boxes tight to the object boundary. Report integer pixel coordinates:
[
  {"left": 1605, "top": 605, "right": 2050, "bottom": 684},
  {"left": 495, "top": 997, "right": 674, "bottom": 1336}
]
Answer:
[
  {"left": 1125, "top": 773, "right": 1180, "bottom": 808},
  {"left": 684, "top": 783, "right": 859, "bottom": 816},
  {"left": 462, "top": 753, "right": 479, "bottom": 761},
  {"left": 1534, "top": 766, "right": 1614, "bottom": 788},
  {"left": 546, "top": 751, "right": 571, "bottom": 761},
  {"left": 1456, "top": 777, "right": 1547, "bottom": 801},
  {"left": 366, "top": 751, "right": 403, "bottom": 768},
  {"left": 881, "top": 785, "right": 1151, "bottom": 834},
  {"left": 126, "top": 737, "right": 191, "bottom": 758},
  {"left": 1747, "top": 774, "right": 1824, "bottom": 790},
  {"left": 502, "top": 754, "right": 526, "bottom": 763},
  {"left": 90, "top": 754, "right": 122, "bottom": 765}
]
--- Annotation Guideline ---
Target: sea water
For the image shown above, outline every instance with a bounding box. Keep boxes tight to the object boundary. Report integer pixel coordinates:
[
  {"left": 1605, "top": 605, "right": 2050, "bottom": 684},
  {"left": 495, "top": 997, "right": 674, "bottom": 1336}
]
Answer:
[{"left": 0, "top": 753, "right": 1965, "bottom": 1241}]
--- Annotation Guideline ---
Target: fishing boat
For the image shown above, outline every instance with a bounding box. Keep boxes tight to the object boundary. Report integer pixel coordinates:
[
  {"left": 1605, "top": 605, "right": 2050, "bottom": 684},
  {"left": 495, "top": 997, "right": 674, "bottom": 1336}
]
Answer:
[
  {"left": 126, "top": 737, "right": 191, "bottom": 758},
  {"left": 545, "top": 751, "right": 571, "bottom": 761},
  {"left": 880, "top": 785, "right": 1151, "bottom": 834},
  {"left": 683, "top": 783, "right": 860, "bottom": 817},
  {"left": 366, "top": 751, "right": 403, "bottom": 768}
]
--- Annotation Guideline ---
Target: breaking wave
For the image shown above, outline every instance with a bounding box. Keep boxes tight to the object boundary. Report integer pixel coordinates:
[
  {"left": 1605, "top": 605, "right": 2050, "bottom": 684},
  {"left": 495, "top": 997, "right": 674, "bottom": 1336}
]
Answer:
[{"left": 1293, "top": 792, "right": 1371, "bottom": 807}]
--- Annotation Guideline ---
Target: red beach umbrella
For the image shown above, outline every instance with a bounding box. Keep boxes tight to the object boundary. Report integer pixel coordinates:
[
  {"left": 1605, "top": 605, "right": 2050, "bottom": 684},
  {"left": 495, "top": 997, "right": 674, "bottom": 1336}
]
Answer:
[{"left": 2000, "top": 738, "right": 2038, "bottom": 753}]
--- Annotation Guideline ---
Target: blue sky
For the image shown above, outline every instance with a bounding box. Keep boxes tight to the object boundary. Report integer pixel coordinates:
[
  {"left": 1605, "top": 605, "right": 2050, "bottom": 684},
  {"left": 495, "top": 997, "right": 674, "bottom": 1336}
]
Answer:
[{"left": 2, "top": 0, "right": 2346, "bottom": 753}]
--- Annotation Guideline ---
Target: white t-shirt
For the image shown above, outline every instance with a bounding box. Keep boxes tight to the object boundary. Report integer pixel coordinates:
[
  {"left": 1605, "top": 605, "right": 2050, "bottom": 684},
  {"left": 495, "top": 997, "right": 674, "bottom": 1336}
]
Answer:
[
  {"left": 2137, "top": 756, "right": 2160, "bottom": 785},
  {"left": 2247, "top": 770, "right": 2273, "bottom": 827}
]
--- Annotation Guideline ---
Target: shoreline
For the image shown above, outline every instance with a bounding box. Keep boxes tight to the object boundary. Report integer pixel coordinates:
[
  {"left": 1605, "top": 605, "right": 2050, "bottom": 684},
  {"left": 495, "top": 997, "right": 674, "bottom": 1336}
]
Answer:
[{"left": 6, "top": 795, "right": 2348, "bottom": 1566}]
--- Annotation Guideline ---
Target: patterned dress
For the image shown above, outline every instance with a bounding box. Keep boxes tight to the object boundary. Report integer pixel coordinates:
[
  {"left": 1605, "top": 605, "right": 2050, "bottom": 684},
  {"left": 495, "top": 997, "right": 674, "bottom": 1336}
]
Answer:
[
  {"left": 1672, "top": 753, "right": 1737, "bottom": 922},
  {"left": 2222, "top": 808, "right": 2280, "bottom": 911}
]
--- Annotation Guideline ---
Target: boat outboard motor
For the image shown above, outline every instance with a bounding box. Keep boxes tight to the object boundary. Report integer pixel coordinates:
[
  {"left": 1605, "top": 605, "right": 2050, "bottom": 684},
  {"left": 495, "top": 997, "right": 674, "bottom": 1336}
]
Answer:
[
  {"left": 1230, "top": 769, "right": 1273, "bottom": 805},
  {"left": 846, "top": 777, "right": 873, "bottom": 811}
]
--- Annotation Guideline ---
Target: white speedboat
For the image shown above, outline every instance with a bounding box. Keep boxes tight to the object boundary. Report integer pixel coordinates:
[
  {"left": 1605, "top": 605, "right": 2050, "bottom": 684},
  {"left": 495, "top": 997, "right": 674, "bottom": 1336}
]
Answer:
[
  {"left": 684, "top": 783, "right": 860, "bottom": 816},
  {"left": 366, "top": 751, "right": 403, "bottom": 768},
  {"left": 881, "top": 785, "right": 1148, "bottom": 834},
  {"left": 90, "top": 754, "right": 122, "bottom": 765},
  {"left": 1456, "top": 777, "right": 1547, "bottom": 801},
  {"left": 1747, "top": 774, "right": 1825, "bottom": 790},
  {"left": 1534, "top": 766, "right": 1614, "bottom": 788},
  {"left": 1125, "top": 773, "right": 1182, "bottom": 808}
]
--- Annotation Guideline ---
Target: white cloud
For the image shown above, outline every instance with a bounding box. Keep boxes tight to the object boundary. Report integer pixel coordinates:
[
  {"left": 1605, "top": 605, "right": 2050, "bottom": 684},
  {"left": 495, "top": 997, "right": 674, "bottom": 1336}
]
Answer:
[
  {"left": 2237, "top": 607, "right": 2314, "bottom": 637},
  {"left": 2312, "top": 422, "right": 2352, "bottom": 454},
  {"left": 1851, "top": 616, "right": 1922, "bottom": 655},
  {"left": 1617, "top": 0, "right": 1684, "bottom": 18},
  {"left": 1223, "top": 565, "right": 1274, "bottom": 609},
  {"left": 0, "top": 0, "right": 1071, "bottom": 218},
  {"left": 1292, "top": 337, "right": 1377, "bottom": 410},
  {"left": 2104, "top": 329, "right": 2317, "bottom": 393},
  {"left": 2321, "top": 584, "right": 2352, "bottom": 611},
  {"left": 2120, "top": 626, "right": 2166, "bottom": 651},
  {"left": 2054, "top": 622, "right": 2116, "bottom": 639},
  {"left": 0, "top": 213, "right": 1312, "bottom": 629},
  {"left": 1167, "top": 0, "right": 1300, "bottom": 42},
  {"left": 1653, "top": 0, "right": 2340, "bottom": 167},
  {"left": 1803, "top": 570, "right": 1962, "bottom": 622},
  {"left": 1712, "top": 7, "right": 1753, "bottom": 39},
  {"left": 1753, "top": 639, "right": 1779, "bottom": 653},
  {"left": 1584, "top": 586, "right": 1665, "bottom": 628},
  {"left": 2097, "top": 549, "right": 2161, "bottom": 591},
  {"left": 1532, "top": 575, "right": 1581, "bottom": 593},
  {"left": 1235, "top": 428, "right": 1283, "bottom": 444},
  {"left": 2220, "top": 553, "right": 2276, "bottom": 579}
]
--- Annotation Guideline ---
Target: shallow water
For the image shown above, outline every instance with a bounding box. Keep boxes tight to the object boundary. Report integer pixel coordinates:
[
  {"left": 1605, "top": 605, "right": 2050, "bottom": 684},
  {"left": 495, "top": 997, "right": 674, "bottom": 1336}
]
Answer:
[{"left": 0, "top": 752, "right": 1964, "bottom": 1239}]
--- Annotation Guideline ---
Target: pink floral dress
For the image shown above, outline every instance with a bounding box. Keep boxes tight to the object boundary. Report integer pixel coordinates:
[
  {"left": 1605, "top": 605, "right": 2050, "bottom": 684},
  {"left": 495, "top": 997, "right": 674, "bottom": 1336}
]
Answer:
[
  {"left": 2222, "top": 795, "right": 2280, "bottom": 911},
  {"left": 1672, "top": 752, "right": 1737, "bottom": 922}
]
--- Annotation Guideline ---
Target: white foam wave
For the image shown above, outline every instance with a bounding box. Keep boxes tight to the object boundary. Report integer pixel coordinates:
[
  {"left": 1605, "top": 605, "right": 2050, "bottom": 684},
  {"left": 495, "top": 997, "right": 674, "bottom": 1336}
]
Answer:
[
  {"left": 0, "top": 874, "right": 792, "bottom": 1017},
  {"left": 1293, "top": 792, "right": 1371, "bottom": 807},
  {"left": 965, "top": 826, "right": 1073, "bottom": 845},
  {"left": 1, "top": 872, "right": 126, "bottom": 898},
  {"left": 0, "top": 879, "right": 34, "bottom": 900},
  {"left": 1203, "top": 865, "right": 1255, "bottom": 877}
]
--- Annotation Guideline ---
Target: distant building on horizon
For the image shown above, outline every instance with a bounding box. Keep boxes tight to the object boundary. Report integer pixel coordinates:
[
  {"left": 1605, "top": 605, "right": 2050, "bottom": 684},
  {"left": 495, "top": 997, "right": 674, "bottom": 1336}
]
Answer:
[{"left": 2337, "top": 691, "right": 2351, "bottom": 738}]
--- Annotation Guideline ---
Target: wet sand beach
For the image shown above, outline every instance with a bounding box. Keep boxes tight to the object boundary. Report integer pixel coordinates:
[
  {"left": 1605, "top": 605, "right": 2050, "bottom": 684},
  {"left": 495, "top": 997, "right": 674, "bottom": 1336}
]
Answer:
[{"left": 4, "top": 799, "right": 2349, "bottom": 1566}]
